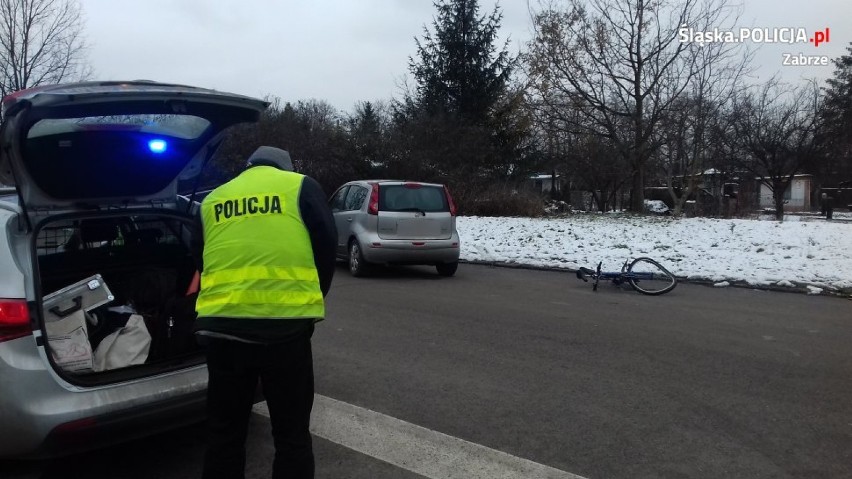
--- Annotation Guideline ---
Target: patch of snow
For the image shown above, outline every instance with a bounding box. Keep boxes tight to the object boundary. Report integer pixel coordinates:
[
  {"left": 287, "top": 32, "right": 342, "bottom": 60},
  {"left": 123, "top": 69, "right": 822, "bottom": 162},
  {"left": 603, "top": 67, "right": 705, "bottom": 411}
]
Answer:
[
  {"left": 457, "top": 215, "right": 852, "bottom": 292},
  {"left": 643, "top": 200, "right": 670, "bottom": 215}
]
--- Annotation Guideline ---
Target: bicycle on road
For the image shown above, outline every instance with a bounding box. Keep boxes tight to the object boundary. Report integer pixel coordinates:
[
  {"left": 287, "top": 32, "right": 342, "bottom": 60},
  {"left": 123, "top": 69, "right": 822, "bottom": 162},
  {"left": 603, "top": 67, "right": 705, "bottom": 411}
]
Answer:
[{"left": 575, "top": 257, "right": 678, "bottom": 296}]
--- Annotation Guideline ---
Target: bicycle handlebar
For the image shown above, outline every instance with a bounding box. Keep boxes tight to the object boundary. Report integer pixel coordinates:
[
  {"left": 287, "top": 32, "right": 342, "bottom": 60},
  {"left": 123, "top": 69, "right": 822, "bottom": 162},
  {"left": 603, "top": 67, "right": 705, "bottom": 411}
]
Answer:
[{"left": 576, "top": 267, "right": 596, "bottom": 282}]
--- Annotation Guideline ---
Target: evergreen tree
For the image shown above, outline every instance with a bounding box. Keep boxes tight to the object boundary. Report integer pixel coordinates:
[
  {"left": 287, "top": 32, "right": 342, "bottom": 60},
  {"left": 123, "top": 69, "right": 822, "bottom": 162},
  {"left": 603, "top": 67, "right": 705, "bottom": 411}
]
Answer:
[
  {"left": 820, "top": 43, "right": 852, "bottom": 184},
  {"left": 393, "top": 0, "right": 532, "bottom": 212},
  {"left": 409, "top": 0, "right": 512, "bottom": 123},
  {"left": 349, "top": 101, "right": 387, "bottom": 175}
]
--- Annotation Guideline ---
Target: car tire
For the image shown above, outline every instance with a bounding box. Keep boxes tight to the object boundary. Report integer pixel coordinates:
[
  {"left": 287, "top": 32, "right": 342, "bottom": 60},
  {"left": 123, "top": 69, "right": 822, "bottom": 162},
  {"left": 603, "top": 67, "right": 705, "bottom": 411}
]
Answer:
[
  {"left": 348, "top": 240, "right": 370, "bottom": 277},
  {"left": 435, "top": 261, "right": 458, "bottom": 277}
]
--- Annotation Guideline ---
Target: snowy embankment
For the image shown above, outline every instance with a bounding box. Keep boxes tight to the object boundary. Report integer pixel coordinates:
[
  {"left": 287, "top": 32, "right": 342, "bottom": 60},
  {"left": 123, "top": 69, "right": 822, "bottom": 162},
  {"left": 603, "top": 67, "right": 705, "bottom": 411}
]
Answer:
[{"left": 457, "top": 214, "right": 852, "bottom": 295}]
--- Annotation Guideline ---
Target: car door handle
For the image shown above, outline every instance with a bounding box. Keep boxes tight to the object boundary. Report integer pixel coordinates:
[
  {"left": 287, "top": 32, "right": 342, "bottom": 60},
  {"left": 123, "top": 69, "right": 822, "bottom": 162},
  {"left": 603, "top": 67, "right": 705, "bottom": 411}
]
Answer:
[{"left": 347, "top": 218, "right": 353, "bottom": 222}]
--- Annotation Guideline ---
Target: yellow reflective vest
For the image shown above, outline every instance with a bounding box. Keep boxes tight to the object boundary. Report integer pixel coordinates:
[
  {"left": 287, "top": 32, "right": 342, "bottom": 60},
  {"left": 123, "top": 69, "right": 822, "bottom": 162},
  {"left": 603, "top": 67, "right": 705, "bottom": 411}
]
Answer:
[{"left": 195, "top": 166, "right": 325, "bottom": 320}]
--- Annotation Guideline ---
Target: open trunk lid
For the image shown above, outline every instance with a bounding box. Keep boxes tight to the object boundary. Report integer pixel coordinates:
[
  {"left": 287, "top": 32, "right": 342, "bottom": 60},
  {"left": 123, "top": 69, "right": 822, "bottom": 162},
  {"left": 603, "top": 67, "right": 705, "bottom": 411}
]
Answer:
[{"left": 0, "top": 81, "right": 268, "bottom": 214}]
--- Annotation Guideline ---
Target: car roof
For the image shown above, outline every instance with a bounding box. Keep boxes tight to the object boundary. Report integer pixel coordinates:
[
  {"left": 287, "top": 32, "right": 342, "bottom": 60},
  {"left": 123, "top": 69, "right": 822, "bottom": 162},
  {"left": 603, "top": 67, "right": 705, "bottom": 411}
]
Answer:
[{"left": 346, "top": 180, "right": 447, "bottom": 187}]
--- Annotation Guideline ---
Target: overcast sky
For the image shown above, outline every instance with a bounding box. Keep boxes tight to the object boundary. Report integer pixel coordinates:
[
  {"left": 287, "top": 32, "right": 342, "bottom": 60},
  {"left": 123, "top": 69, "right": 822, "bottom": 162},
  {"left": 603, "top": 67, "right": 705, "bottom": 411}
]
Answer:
[{"left": 82, "top": 0, "right": 851, "bottom": 113}]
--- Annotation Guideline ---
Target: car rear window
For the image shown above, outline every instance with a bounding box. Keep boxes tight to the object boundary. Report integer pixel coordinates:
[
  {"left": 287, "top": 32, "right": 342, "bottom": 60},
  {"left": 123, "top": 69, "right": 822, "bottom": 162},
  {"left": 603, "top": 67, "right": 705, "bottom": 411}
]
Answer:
[
  {"left": 379, "top": 184, "right": 449, "bottom": 212},
  {"left": 27, "top": 114, "right": 211, "bottom": 140},
  {"left": 21, "top": 115, "right": 211, "bottom": 200}
]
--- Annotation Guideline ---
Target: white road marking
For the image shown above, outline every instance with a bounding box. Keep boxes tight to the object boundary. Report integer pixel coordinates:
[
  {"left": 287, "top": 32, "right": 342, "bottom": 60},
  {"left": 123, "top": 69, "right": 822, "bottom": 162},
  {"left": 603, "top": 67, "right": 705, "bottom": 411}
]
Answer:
[{"left": 253, "top": 395, "right": 588, "bottom": 479}]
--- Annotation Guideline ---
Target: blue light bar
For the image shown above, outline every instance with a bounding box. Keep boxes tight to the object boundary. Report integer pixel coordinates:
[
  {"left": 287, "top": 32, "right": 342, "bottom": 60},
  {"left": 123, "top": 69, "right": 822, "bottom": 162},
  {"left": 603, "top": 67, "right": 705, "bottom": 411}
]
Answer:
[{"left": 148, "top": 139, "right": 168, "bottom": 154}]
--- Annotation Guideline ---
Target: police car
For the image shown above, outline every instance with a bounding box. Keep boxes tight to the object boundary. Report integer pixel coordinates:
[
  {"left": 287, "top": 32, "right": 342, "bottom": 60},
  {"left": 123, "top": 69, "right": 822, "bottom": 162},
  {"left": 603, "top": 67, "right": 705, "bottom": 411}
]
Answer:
[{"left": 0, "top": 81, "right": 267, "bottom": 458}]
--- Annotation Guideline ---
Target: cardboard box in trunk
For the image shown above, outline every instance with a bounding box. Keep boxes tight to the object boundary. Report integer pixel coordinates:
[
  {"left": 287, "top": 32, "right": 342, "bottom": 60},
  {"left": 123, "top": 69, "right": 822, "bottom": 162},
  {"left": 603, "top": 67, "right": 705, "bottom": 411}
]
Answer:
[{"left": 43, "top": 275, "right": 114, "bottom": 372}]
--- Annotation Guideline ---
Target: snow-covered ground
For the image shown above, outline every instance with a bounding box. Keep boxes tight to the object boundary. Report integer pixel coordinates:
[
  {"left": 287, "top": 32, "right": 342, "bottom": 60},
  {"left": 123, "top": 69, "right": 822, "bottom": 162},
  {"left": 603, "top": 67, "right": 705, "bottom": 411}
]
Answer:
[{"left": 457, "top": 212, "right": 852, "bottom": 295}]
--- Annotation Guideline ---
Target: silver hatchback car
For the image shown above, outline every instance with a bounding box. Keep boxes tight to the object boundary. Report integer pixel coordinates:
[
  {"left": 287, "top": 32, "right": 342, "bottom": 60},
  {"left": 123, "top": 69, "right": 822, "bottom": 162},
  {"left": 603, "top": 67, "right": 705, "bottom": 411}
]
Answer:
[
  {"left": 0, "top": 81, "right": 267, "bottom": 458},
  {"left": 329, "top": 180, "right": 460, "bottom": 277}
]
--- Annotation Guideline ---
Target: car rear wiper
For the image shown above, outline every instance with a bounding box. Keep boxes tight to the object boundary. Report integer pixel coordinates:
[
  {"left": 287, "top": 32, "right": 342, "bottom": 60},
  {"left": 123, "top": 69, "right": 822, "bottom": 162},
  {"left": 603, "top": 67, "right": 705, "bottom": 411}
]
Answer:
[{"left": 397, "top": 207, "right": 426, "bottom": 215}]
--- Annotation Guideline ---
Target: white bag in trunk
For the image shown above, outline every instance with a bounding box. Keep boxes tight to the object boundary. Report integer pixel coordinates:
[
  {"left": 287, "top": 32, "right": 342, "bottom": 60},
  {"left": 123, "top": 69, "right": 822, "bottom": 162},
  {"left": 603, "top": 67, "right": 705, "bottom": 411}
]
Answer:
[{"left": 92, "top": 314, "right": 151, "bottom": 371}]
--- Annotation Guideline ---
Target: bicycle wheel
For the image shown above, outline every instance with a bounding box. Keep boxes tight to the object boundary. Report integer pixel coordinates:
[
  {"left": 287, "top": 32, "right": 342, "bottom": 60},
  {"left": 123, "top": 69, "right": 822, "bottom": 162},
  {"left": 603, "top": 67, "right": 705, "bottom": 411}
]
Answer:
[{"left": 626, "top": 257, "right": 677, "bottom": 295}]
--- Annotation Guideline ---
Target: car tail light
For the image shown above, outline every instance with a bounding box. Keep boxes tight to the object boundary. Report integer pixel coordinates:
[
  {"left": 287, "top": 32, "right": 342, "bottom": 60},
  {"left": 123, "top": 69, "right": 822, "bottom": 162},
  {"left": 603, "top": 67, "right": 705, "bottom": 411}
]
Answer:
[
  {"left": 0, "top": 299, "right": 31, "bottom": 343},
  {"left": 52, "top": 417, "right": 98, "bottom": 434},
  {"left": 404, "top": 182, "right": 422, "bottom": 189},
  {"left": 444, "top": 186, "right": 457, "bottom": 216},
  {"left": 368, "top": 183, "right": 380, "bottom": 215}
]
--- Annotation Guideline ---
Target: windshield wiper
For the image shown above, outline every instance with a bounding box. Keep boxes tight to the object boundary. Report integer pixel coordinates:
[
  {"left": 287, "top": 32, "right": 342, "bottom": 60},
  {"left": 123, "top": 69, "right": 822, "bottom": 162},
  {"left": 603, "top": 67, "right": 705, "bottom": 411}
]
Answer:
[{"left": 397, "top": 207, "right": 426, "bottom": 215}]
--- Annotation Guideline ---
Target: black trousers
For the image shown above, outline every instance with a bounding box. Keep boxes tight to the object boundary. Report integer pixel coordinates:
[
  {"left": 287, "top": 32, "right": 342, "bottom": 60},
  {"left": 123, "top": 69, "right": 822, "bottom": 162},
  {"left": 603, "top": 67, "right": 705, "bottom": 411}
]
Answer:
[{"left": 200, "top": 328, "right": 315, "bottom": 479}]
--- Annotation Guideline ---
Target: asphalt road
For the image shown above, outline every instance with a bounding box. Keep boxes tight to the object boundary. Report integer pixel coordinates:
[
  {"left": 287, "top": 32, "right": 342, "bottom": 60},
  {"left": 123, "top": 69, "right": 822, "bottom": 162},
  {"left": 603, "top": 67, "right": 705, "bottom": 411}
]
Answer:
[{"left": 3, "top": 263, "right": 851, "bottom": 478}]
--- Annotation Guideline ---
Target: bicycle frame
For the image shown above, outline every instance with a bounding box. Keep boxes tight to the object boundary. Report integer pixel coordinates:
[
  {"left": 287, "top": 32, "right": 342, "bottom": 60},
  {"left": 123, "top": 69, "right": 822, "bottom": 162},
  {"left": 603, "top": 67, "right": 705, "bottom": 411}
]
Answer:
[{"left": 576, "top": 257, "right": 678, "bottom": 296}]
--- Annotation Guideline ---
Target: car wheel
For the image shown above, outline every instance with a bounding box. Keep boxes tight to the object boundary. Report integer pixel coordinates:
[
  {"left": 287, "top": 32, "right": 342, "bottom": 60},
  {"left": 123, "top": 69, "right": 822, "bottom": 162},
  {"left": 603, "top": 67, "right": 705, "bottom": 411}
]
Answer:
[
  {"left": 348, "top": 240, "right": 370, "bottom": 277},
  {"left": 436, "top": 261, "right": 458, "bottom": 277}
]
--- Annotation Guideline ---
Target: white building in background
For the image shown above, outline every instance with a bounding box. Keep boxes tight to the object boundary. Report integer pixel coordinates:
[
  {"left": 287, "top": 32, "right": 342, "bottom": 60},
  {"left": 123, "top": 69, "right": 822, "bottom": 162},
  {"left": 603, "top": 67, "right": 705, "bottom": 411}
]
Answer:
[
  {"left": 757, "top": 174, "right": 814, "bottom": 212},
  {"left": 528, "top": 173, "right": 561, "bottom": 194}
]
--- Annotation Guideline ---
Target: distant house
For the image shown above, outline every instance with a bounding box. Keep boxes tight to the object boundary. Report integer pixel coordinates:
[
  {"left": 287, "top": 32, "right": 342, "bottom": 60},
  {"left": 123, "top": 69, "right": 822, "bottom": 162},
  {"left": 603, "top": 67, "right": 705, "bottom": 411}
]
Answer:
[
  {"left": 528, "top": 173, "right": 561, "bottom": 194},
  {"left": 757, "top": 174, "right": 814, "bottom": 212}
]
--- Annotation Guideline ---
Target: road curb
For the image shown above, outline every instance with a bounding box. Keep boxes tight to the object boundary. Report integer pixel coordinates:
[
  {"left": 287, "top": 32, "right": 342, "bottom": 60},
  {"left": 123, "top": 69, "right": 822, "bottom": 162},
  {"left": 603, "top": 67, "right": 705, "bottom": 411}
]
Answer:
[{"left": 458, "top": 259, "right": 852, "bottom": 299}]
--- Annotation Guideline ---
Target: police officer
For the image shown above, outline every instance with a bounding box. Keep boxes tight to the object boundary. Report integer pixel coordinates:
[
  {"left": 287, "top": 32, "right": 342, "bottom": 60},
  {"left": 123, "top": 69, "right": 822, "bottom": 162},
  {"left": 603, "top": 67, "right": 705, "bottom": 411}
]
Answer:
[{"left": 194, "top": 146, "right": 336, "bottom": 479}]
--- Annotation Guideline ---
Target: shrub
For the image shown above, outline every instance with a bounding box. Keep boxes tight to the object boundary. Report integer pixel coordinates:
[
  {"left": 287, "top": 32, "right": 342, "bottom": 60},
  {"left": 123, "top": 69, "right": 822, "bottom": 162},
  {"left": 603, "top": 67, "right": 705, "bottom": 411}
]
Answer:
[{"left": 457, "top": 185, "right": 545, "bottom": 217}]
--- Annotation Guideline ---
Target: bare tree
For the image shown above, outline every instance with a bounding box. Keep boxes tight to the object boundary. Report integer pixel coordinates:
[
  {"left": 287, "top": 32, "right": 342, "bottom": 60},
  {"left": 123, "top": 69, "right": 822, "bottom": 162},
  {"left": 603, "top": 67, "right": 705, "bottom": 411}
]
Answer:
[
  {"left": 726, "top": 79, "right": 823, "bottom": 221},
  {"left": 526, "top": 0, "right": 746, "bottom": 212},
  {"left": 571, "top": 133, "right": 631, "bottom": 211},
  {"left": 655, "top": 95, "right": 710, "bottom": 214},
  {"left": 0, "top": 0, "right": 90, "bottom": 97},
  {"left": 203, "top": 98, "right": 358, "bottom": 195},
  {"left": 527, "top": 93, "right": 630, "bottom": 211},
  {"left": 655, "top": 37, "right": 749, "bottom": 216}
]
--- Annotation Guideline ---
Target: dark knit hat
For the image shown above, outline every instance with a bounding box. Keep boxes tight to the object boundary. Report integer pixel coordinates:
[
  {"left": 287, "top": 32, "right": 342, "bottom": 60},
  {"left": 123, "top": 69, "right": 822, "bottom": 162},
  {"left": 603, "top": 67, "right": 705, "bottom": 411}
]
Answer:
[{"left": 245, "top": 146, "right": 293, "bottom": 171}]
